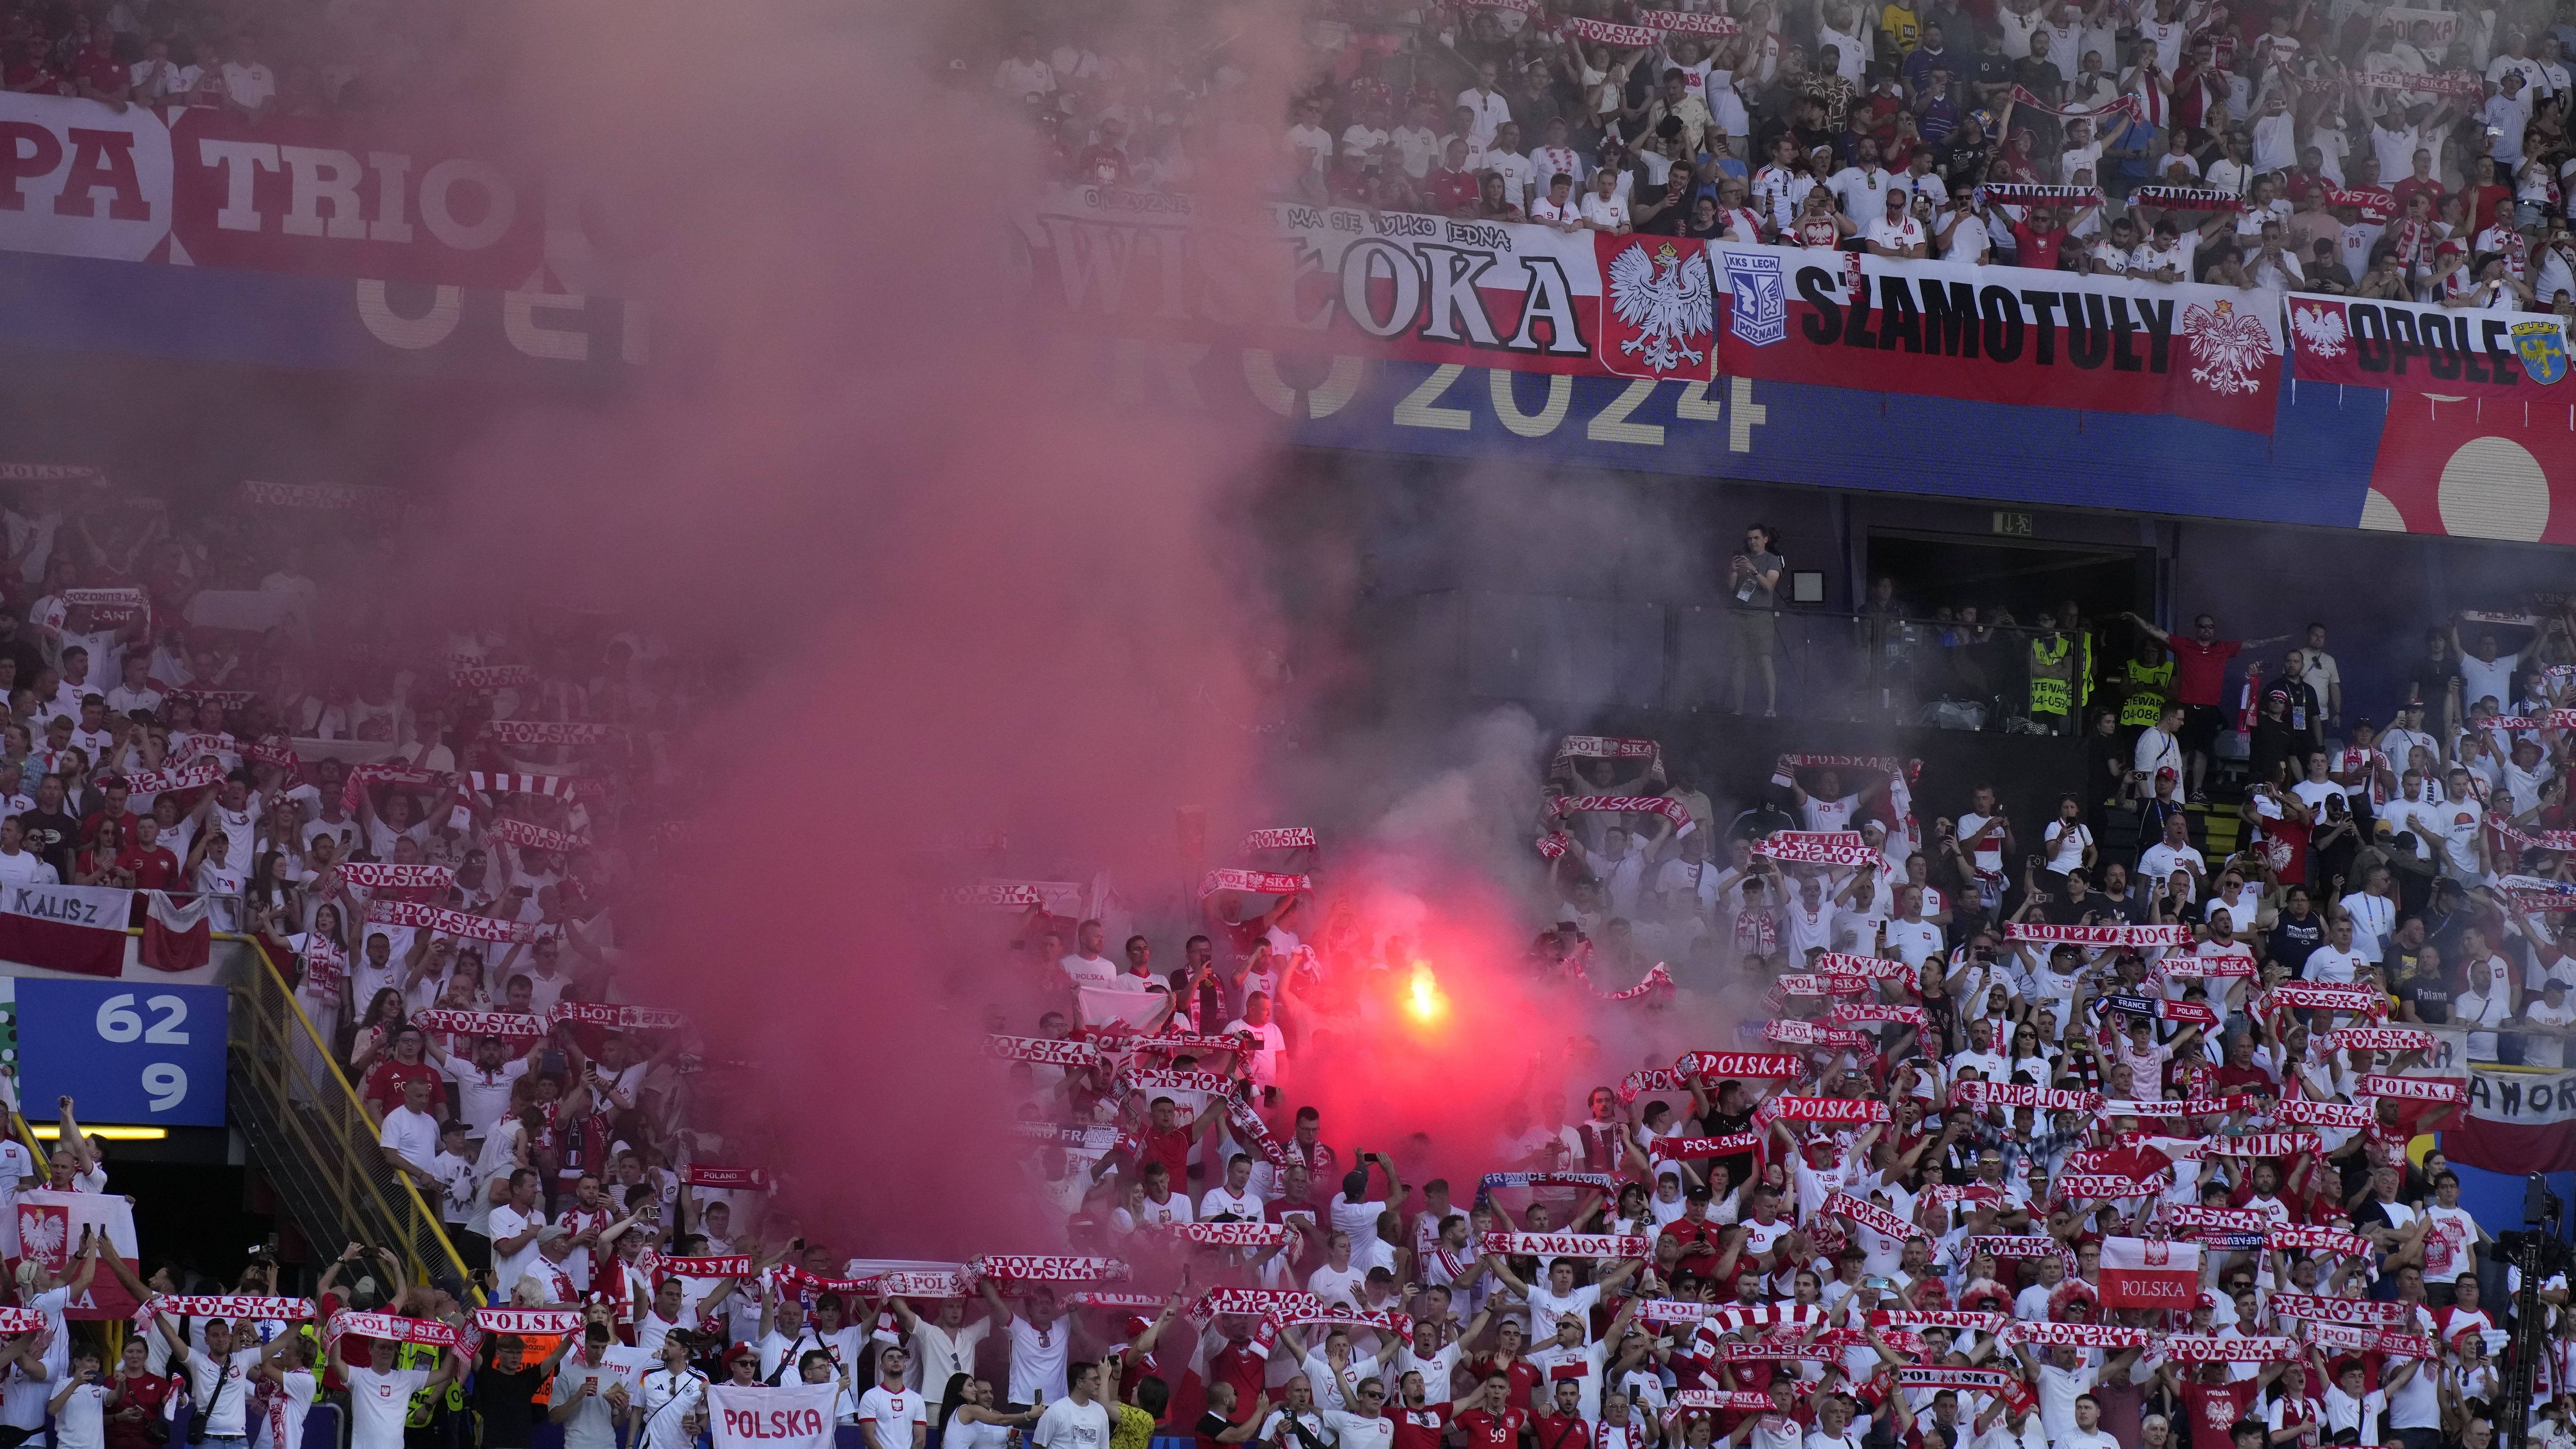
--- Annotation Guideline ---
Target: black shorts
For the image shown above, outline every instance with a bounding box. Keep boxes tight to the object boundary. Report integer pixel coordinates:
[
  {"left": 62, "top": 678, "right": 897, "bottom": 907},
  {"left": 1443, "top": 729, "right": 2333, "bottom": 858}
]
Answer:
[{"left": 2180, "top": 703, "right": 2228, "bottom": 753}]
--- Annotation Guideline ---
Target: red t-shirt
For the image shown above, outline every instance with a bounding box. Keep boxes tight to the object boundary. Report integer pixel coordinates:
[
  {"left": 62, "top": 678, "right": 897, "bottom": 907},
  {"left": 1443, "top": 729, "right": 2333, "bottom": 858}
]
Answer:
[
  {"left": 71, "top": 47, "right": 125, "bottom": 93},
  {"left": 2180, "top": 1379, "right": 2259, "bottom": 1449},
  {"left": 81, "top": 810, "right": 138, "bottom": 848},
  {"left": 362, "top": 1057, "right": 444, "bottom": 1115},
  {"left": 2168, "top": 638, "right": 2244, "bottom": 706},
  {"left": 1468, "top": 1356, "right": 1541, "bottom": 1409},
  {"left": 2012, "top": 223, "right": 2067, "bottom": 271},
  {"left": 1456, "top": 1407, "right": 1529, "bottom": 1449},
  {"left": 1534, "top": 1412, "right": 1591, "bottom": 1449},
  {"left": 2389, "top": 176, "right": 2446, "bottom": 217},
  {"left": 1391, "top": 1405, "right": 1451, "bottom": 1449},
  {"left": 1141, "top": 1126, "right": 1194, "bottom": 1184},
  {"left": 116, "top": 846, "right": 179, "bottom": 890},
  {"left": 104, "top": 1370, "right": 170, "bottom": 1449},
  {"left": 1207, "top": 1342, "right": 1267, "bottom": 1427}
]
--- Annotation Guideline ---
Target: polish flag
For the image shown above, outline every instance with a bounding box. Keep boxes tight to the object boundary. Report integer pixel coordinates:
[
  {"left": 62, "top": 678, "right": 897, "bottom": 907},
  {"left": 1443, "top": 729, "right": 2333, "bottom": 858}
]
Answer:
[
  {"left": 2099, "top": 1236, "right": 2201, "bottom": 1308},
  {"left": 139, "top": 892, "right": 212, "bottom": 973},
  {"left": 9, "top": 1190, "right": 141, "bottom": 1320}
]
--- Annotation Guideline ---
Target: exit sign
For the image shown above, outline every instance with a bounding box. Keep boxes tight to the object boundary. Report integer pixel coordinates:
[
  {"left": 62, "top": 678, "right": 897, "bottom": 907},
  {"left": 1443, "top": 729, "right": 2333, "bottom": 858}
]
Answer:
[{"left": 1992, "top": 511, "right": 2033, "bottom": 537}]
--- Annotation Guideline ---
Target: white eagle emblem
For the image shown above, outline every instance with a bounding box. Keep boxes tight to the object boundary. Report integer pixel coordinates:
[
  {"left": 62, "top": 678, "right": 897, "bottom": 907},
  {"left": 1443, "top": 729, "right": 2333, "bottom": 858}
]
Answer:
[
  {"left": 16, "top": 1207, "right": 62, "bottom": 1267},
  {"left": 2179, "top": 299, "right": 2273, "bottom": 396},
  {"left": 1607, "top": 240, "right": 1714, "bottom": 373},
  {"left": 2290, "top": 302, "right": 2350, "bottom": 360}
]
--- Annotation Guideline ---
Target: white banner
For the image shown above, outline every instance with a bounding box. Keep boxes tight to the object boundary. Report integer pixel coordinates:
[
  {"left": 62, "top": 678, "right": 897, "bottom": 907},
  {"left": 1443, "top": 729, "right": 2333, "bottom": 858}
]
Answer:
[{"left": 708, "top": 1382, "right": 838, "bottom": 1449}]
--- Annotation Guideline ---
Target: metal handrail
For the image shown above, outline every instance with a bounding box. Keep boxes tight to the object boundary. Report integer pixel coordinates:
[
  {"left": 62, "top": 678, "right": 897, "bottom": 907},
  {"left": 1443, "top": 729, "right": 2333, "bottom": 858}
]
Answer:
[{"left": 228, "top": 936, "right": 478, "bottom": 1295}]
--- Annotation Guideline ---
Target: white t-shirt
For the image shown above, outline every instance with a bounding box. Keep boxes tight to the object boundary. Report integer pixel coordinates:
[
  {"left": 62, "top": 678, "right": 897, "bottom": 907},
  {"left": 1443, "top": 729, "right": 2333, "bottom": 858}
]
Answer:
[
  {"left": 487, "top": 1203, "right": 545, "bottom": 1301},
  {"left": 1006, "top": 1318, "right": 1071, "bottom": 1403},
  {"left": 345, "top": 1367, "right": 430, "bottom": 1449},
  {"left": 0, "top": 849, "right": 60, "bottom": 885},
  {"left": 1524, "top": 1282, "right": 1603, "bottom": 1342},
  {"left": 2303, "top": 944, "right": 2365, "bottom": 984},
  {"left": 858, "top": 1385, "right": 928, "bottom": 1449},
  {"left": 2043, "top": 821, "right": 2092, "bottom": 873},
  {"left": 1032, "top": 1396, "right": 1111, "bottom": 1449},
  {"left": 54, "top": 1380, "right": 107, "bottom": 1449},
  {"left": 1579, "top": 192, "right": 1631, "bottom": 229},
  {"left": 1060, "top": 953, "right": 1121, "bottom": 987},
  {"left": 2460, "top": 651, "right": 2518, "bottom": 711},
  {"left": 261, "top": 1369, "right": 317, "bottom": 1449},
  {"left": 1866, "top": 214, "right": 1926, "bottom": 252},
  {"left": 378, "top": 1104, "right": 440, "bottom": 1174},
  {"left": 180, "top": 1345, "right": 263, "bottom": 1438}
]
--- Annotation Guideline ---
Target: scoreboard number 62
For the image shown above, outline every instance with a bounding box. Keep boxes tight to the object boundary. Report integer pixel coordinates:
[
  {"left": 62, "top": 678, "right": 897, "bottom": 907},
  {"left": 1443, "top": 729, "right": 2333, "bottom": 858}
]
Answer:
[{"left": 92, "top": 993, "right": 192, "bottom": 1113}]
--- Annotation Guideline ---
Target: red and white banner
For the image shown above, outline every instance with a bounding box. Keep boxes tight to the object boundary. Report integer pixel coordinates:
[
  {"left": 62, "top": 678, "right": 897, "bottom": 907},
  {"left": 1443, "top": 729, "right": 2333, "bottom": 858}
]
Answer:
[
  {"left": 1241, "top": 828, "right": 1316, "bottom": 851},
  {"left": 2445, "top": 1064, "right": 2576, "bottom": 1174},
  {"left": 1751, "top": 831, "right": 1874, "bottom": 865},
  {"left": 2163, "top": 1335, "right": 2302, "bottom": 1363},
  {"left": 0, "top": 882, "right": 133, "bottom": 978},
  {"left": 1595, "top": 234, "right": 1719, "bottom": 382},
  {"left": 1198, "top": 869, "right": 1310, "bottom": 898},
  {"left": 485, "top": 720, "right": 620, "bottom": 746},
  {"left": 2285, "top": 295, "right": 2567, "bottom": 403},
  {"left": 1715, "top": 243, "right": 2282, "bottom": 434},
  {"left": 2099, "top": 1236, "right": 2200, "bottom": 1307},
  {"left": 452, "top": 664, "right": 538, "bottom": 691},
  {"left": 1480, "top": 1232, "right": 1650, "bottom": 1259},
  {"left": 1676, "top": 1051, "right": 1810, "bottom": 1081},
  {"left": 1952, "top": 1081, "right": 2102, "bottom": 1113},
  {"left": 2006, "top": 922, "right": 2195, "bottom": 947},
  {"left": 474, "top": 1308, "right": 583, "bottom": 1335},
  {"left": 678, "top": 1166, "right": 769, "bottom": 1191},
  {"left": 2361, "top": 1074, "right": 2464, "bottom": 1103},
  {"left": 708, "top": 1382, "right": 838, "bottom": 1449}
]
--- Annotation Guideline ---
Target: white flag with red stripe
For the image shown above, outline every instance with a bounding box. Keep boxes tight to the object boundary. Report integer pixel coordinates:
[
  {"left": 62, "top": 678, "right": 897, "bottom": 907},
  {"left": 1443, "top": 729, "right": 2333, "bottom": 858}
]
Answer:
[{"left": 2099, "top": 1235, "right": 2200, "bottom": 1308}]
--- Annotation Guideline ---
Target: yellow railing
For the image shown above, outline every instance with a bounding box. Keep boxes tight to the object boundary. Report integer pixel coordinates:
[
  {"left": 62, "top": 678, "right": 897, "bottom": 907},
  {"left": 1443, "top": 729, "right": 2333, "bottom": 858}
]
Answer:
[{"left": 228, "top": 937, "right": 479, "bottom": 1297}]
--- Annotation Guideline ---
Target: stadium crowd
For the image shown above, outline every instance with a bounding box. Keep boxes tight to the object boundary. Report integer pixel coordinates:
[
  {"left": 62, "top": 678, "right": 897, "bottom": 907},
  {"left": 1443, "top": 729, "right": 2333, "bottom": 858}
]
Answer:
[{"left": 988, "top": 0, "right": 2576, "bottom": 305}]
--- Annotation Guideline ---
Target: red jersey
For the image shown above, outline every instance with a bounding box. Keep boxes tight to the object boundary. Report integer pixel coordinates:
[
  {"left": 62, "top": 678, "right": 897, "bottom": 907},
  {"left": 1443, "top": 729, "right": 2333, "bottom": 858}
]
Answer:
[
  {"left": 1141, "top": 1125, "right": 1194, "bottom": 1183},
  {"left": 1456, "top": 1407, "right": 1530, "bottom": 1449},
  {"left": 70, "top": 47, "right": 125, "bottom": 94},
  {"left": 1392, "top": 1404, "right": 1452, "bottom": 1449},
  {"left": 2180, "top": 1380, "right": 2258, "bottom": 1449},
  {"left": 1209, "top": 1342, "right": 1268, "bottom": 1422},
  {"left": 2011, "top": 223, "right": 2068, "bottom": 271},
  {"left": 1535, "top": 1413, "right": 1591, "bottom": 1449},
  {"left": 362, "top": 1057, "right": 443, "bottom": 1115},
  {"left": 115, "top": 845, "right": 180, "bottom": 889},
  {"left": 2168, "top": 638, "right": 2244, "bottom": 706},
  {"left": 1469, "top": 1355, "right": 1541, "bottom": 1408}
]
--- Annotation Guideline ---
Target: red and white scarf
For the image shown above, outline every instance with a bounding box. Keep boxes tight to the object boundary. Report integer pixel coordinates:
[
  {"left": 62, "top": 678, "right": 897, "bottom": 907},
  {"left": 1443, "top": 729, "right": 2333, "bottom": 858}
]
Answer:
[
  {"left": 333, "top": 862, "right": 456, "bottom": 891},
  {"left": 242, "top": 480, "right": 394, "bottom": 509},
  {"left": 488, "top": 816, "right": 585, "bottom": 854},
  {"left": 138, "top": 1295, "right": 311, "bottom": 1323},
  {"left": 453, "top": 665, "right": 538, "bottom": 691},
  {"left": 2006, "top": 922, "right": 2194, "bottom": 947},
  {"left": 986, "top": 1035, "right": 1098, "bottom": 1066},
  {"left": 1952, "top": 1081, "right": 2101, "bottom": 1112},
  {"left": 325, "top": 1310, "right": 459, "bottom": 1349},
  {"left": 2002, "top": 1321, "right": 2148, "bottom": 1348},
  {"left": 1561, "top": 16, "right": 1662, "bottom": 45},
  {"left": 2359, "top": 1074, "right": 2463, "bottom": 1103},
  {"left": 414, "top": 1008, "right": 547, "bottom": 1041},
  {"left": 2270, "top": 1099, "right": 2373, "bottom": 1129},
  {"left": 1812, "top": 953, "right": 1918, "bottom": 985},
  {"left": 1757, "top": 1095, "right": 1888, "bottom": 1124},
  {"left": 1777, "top": 974, "right": 1870, "bottom": 998},
  {"left": 1198, "top": 869, "right": 1310, "bottom": 897},
  {"left": 1751, "top": 831, "right": 1873, "bottom": 865},
  {"left": 366, "top": 898, "right": 542, "bottom": 944},
  {"left": 1226, "top": 1096, "right": 1289, "bottom": 1169},
  {"left": 343, "top": 763, "right": 443, "bottom": 812},
  {"left": 2055, "top": 1171, "right": 2169, "bottom": 1199},
  {"left": 550, "top": 1000, "right": 685, "bottom": 1031},
  {"left": 486, "top": 720, "right": 620, "bottom": 747},
  {"left": 126, "top": 762, "right": 224, "bottom": 796},
  {"left": 2269, "top": 1226, "right": 2374, "bottom": 1258},
  {"left": 2206, "top": 1132, "right": 2321, "bottom": 1157},
  {"left": 1555, "top": 795, "right": 1697, "bottom": 836},
  {"left": 1161, "top": 1221, "right": 1295, "bottom": 1247},
  {"left": 1651, "top": 1132, "right": 1763, "bottom": 1160},
  {"left": 1677, "top": 1050, "right": 1809, "bottom": 1080},
  {"left": 2163, "top": 1335, "right": 2301, "bottom": 1363},
  {"left": 1763, "top": 1019, "right": 1867, "bottom": 1048},
  {"left": 1479, "top": 1232, "right": 1649, "bottom": 1260},
  {"left": 2163, "top": 1206, "right": 2272, "bottom": 1235},
  {"left": 655, "top": 1255, "right": 753, "bottom": 1278},
  {"left": 2267, "top": 1293, "right": 2417, "bottom": 1326},
  {"left": 237, "top": 739, "right": 302, "bottom": 770},
  {"left": 468, "top": 772, "right": 578, "bottom": 800},
  {"left": 1874, "top": 1311, "right": 2007, "bottom": 1335},
  {"left": 474, "top": 1308, "right": 583, "bottom": 1335},
  {"left": 1965, "top": 1235, "right": 2062, "bottom": 1259},
  {"left": 2261, "top": 983, "right": 2387, "bottom": 1016},
  {"left": 1895, "top": 1367, "right": 2013, "bottom": 1391},
  {"left": 2326, "top": 1026, "right": 2435, "bottom": 1053},
  {"left": 2303, "top": 1322, "right": 2437, "bottom": 1357},
  {"left": 1826, "top": 1193, "right": 1913, "bottom": 1241},
  {"left": 1241, "top": 828, "right": 1316, "bottom": 851},
  {"left": 678, "top": 1165, "right": 768, "bottom": 1190},
  {"left": 1634, "top": 9, "right": 1740, "bottom": 35}
]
